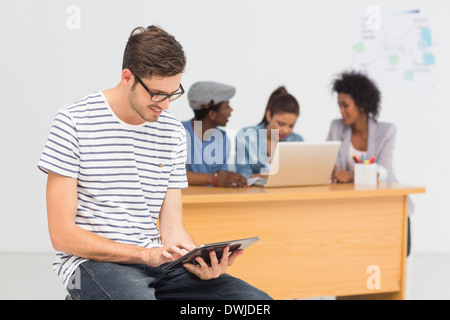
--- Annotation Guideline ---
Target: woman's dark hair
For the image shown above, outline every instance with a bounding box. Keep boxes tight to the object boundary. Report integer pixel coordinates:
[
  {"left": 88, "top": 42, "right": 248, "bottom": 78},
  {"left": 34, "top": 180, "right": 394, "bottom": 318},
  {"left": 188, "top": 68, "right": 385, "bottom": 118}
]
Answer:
[
  {"left": 259, "top": 86, "right": 300, "bottom": 124},
  {"left": 332, "top": 71, "right": 381, "bottom": 120},
  {"left": 122, "top": 25, "right": 186, "bottom": 81}
]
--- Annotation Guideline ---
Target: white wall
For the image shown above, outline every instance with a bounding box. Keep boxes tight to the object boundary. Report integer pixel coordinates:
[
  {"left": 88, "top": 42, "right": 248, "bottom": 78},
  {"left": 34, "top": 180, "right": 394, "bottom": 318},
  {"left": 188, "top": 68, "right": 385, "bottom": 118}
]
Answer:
[{"left": 0, "top": 0, "right": 448, "bottom": 253}]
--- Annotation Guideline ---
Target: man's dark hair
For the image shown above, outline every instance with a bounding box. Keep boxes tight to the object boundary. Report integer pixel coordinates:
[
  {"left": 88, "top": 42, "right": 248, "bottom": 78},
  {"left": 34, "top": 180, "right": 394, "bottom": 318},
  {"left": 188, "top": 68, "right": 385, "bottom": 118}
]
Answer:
[
  {"left": 122, "top": 25, "right": 186, "bottom": 81},
  {"left": 193, "top": 101, "right": 223, "bottom": 120}
]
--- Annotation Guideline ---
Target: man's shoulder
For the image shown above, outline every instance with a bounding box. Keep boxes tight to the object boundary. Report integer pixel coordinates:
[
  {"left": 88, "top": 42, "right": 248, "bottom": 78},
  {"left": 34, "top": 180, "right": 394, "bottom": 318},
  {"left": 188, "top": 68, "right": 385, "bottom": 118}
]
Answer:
[
  {"left": 157, "top": 112, "right": 186, "bottom": 135},
  {"left": 180, "top": 118, "right": 192, "bottom": 130},
  {"left": 61, "top": 92, "right": 106, "bottom": 113}
]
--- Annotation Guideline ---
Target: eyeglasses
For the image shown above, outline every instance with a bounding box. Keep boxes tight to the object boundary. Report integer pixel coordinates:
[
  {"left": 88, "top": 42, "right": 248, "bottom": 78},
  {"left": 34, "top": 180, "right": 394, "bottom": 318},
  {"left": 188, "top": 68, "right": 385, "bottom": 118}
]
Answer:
[{"left": 133, "top": 73, "right": 185, "bottom": 102}]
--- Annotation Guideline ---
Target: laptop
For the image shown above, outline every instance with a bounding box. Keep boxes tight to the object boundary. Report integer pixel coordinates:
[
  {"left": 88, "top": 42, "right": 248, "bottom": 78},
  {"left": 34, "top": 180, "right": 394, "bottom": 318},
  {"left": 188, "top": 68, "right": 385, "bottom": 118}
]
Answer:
[{"left": 247, "top": 141, "right": 341, "bottom": 187}]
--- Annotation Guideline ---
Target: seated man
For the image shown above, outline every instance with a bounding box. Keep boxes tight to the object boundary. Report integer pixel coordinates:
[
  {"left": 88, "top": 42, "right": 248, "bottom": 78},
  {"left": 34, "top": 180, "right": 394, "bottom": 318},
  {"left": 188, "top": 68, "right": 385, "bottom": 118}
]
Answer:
[
  {"left": 38, "top": 25, "right": 269, "bottom": 300},
  {"left": 182, "top": 81, "right": 247, "bottom": 188}
]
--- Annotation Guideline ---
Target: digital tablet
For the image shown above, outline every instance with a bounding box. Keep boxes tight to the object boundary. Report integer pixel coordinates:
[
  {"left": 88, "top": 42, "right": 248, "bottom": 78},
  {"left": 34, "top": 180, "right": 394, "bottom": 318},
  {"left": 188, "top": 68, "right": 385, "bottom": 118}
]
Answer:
[{"left": 162, "top": 236, "right": 259, "bottom": 271}]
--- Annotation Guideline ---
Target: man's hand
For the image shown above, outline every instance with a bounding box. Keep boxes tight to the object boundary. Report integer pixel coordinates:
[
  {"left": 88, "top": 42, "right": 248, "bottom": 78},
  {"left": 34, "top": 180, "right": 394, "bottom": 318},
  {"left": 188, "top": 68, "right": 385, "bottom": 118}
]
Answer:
[
  {"left": 216, "top": 171, "right": 248, "bottom": 188},
  {"left": 145, "top": 241, "right": 196, "bottom": 267},
  {"left": 182, "top": 247, "right": 244, "bottom": 280}
]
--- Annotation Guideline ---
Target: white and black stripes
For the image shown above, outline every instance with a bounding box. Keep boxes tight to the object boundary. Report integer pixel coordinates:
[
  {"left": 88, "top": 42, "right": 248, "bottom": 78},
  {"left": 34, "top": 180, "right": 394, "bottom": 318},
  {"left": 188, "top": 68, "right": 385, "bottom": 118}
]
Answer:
[{"left": 38, "top": 92, "right": 188, "bottom": 287}]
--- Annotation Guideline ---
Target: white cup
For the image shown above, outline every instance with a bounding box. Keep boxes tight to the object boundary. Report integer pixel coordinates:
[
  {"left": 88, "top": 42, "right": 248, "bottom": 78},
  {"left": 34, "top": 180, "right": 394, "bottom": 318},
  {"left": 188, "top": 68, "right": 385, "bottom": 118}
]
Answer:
[{"left": 354, "top": 163, "right": 377, "bottom": 185}]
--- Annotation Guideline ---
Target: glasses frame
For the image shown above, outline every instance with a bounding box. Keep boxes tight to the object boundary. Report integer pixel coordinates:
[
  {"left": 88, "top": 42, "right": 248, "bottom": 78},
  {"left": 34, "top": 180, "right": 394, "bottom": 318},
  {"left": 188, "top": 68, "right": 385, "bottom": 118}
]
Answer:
[{"left": 133, "top": 73, "right": 185, "bottom": 102}]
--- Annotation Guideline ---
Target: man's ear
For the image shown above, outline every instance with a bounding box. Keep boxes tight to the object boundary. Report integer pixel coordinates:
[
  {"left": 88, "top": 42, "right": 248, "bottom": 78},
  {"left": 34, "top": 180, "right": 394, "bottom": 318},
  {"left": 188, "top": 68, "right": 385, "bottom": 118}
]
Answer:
[
  {"left": 121, "top": 69, "right": 134, "bottom": 88},
  {"left": 208, "top": 109, "right": 217, "bottom": 121}
]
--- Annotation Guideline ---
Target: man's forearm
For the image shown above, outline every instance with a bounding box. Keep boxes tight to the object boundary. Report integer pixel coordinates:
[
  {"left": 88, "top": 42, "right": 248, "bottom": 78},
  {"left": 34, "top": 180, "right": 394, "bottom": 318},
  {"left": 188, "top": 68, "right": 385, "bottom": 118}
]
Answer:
[
  {"left": 159, "top": 188, "right": 197, "bottom": 249},
  {"left": 50, "top": 223, "right": 152, "bottom": 265},
  {"left": 161, "top": 227, "right": 196, "bottom": 248},
  {"left": 186, "top": 171, "right": 214, "bottom": 186},
  {"left": 46, "top": 171, "right": 155, "bottom": 265}
]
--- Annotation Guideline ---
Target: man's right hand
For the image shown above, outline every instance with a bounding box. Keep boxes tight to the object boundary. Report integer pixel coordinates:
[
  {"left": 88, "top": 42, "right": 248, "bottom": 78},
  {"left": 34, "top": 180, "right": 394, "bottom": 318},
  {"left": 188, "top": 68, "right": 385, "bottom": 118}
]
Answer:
[
  {"left": 145, "top": 242, "right": 195, "bottom": 267},
  {"left": 216, "top": 171, "right": 248, "bottom": 188}
]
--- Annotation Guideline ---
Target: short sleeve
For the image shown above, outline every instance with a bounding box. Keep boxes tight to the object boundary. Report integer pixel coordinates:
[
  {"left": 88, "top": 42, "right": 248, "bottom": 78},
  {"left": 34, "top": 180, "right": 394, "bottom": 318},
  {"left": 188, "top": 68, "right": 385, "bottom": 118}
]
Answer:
[
  {"left": 167, "top": 127, "right": 188, "bottom": 189},
  {"left": 37, "top": 109, "right": 80, "bottom": 178}
]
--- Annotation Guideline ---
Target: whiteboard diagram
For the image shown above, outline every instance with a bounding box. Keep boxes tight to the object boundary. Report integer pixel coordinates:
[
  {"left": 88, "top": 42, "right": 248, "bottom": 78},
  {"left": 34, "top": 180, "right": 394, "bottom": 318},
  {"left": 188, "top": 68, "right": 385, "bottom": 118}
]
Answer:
[{"left": 352, "top": 7, "right": 435, "bottom": 93}]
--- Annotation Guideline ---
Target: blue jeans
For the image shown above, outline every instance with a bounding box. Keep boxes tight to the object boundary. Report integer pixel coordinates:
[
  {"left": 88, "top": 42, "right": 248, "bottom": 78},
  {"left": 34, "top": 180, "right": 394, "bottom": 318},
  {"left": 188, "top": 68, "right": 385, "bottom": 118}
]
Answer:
[{"left": 67, "top": 260, "right": 272, "bottom": 300}]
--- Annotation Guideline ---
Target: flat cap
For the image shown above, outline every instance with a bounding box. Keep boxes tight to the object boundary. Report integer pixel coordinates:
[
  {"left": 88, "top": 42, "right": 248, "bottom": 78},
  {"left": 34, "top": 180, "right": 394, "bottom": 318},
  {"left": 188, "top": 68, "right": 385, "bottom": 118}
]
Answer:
[{"left": 187, "top": 81, "right": 236, "bottom": 110}]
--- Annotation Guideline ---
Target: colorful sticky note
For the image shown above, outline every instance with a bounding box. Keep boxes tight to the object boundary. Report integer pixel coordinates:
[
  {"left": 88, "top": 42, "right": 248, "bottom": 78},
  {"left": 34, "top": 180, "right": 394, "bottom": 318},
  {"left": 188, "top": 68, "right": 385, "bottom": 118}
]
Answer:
[
  {"left": 353, "top": 42, "right": 366, "bottom": 53},
  {"left": 389, "top": 54, "right": 399, "bottom": 65},
  {"left": 421, "top": 28, "right": 432, "bottom": 46},
  {"left": 423, "top": 52, "right": 435, "bottom": 65}
]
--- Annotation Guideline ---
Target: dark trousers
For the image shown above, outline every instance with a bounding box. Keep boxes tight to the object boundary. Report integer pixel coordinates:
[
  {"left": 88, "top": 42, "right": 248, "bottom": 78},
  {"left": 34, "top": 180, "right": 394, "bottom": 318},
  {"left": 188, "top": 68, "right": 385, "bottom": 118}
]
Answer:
[{"left": 67, "top": 260, "right": 272, "bottom": 300}]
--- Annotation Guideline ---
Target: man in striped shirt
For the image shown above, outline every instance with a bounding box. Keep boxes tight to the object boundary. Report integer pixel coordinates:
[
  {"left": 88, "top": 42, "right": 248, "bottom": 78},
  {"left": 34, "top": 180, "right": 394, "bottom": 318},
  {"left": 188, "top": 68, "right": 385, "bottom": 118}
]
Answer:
[{"left": 38, "top": 25, "right": 271, "bottom": 300}]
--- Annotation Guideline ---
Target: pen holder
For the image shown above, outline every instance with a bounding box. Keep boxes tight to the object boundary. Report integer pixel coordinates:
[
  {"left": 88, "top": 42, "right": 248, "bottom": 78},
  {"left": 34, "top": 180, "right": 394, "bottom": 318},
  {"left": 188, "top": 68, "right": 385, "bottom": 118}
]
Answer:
[{"left": 354, "top": 163, "right": 377, "bottom": 185}]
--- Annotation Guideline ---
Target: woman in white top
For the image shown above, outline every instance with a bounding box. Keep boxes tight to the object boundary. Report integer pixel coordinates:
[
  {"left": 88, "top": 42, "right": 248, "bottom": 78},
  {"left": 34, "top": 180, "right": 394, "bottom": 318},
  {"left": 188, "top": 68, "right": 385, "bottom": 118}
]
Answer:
[
  {"left": 326, "top": 72, "right": 413, "bottom": 256},
  {"left": 326, "top": 71, "right": 397, "bottom": 183}
]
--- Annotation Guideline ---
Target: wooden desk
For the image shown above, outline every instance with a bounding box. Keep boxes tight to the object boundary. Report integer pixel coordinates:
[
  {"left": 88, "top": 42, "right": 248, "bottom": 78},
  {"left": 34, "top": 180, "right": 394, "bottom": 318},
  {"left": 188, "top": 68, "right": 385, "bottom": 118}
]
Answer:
[{"left": 181, "top": 182, "right": 425, "bottom": 300}]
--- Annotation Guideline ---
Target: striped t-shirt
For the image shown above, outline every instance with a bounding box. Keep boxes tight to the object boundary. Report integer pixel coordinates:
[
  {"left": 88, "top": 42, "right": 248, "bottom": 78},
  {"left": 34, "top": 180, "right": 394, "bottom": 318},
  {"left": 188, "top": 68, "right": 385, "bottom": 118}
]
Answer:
[{"left": 38, "top": 92, "right": 188, "bottom": 287}]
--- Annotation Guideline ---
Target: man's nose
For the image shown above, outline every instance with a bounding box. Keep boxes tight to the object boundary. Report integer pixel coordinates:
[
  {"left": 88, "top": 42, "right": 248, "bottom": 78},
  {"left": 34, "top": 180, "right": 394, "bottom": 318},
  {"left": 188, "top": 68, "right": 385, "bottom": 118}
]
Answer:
[{"left": 159, "top": 98, "right": 170, "bottom": 110}]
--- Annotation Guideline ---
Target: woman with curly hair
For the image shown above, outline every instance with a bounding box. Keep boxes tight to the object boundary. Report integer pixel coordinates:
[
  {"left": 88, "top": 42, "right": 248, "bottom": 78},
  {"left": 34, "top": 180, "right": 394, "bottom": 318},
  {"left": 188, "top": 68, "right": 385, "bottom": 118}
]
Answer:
[
  {"left": 326, "top": 71, "right": 396, "bottom": 183},
  {"left": 327, "top": 71, "right": 414, "bottom": 256}
]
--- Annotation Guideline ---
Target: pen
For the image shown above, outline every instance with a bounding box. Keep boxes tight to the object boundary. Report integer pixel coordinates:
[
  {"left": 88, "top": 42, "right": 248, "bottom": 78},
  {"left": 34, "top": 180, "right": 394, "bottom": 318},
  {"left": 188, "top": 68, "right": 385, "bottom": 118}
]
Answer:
[
  {"left": 368, "top": 156, "right": 376, "bottom": 164},
  {"left": 352, "top": 155, "right": 361, "bottom": 163}
]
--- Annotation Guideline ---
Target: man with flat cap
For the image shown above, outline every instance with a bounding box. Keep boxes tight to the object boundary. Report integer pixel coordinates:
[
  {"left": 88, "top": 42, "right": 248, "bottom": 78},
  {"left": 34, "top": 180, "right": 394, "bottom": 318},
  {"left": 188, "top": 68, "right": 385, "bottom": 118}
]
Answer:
[{"left": 182, "top": 81, "right": 247, "bottom": 188}]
